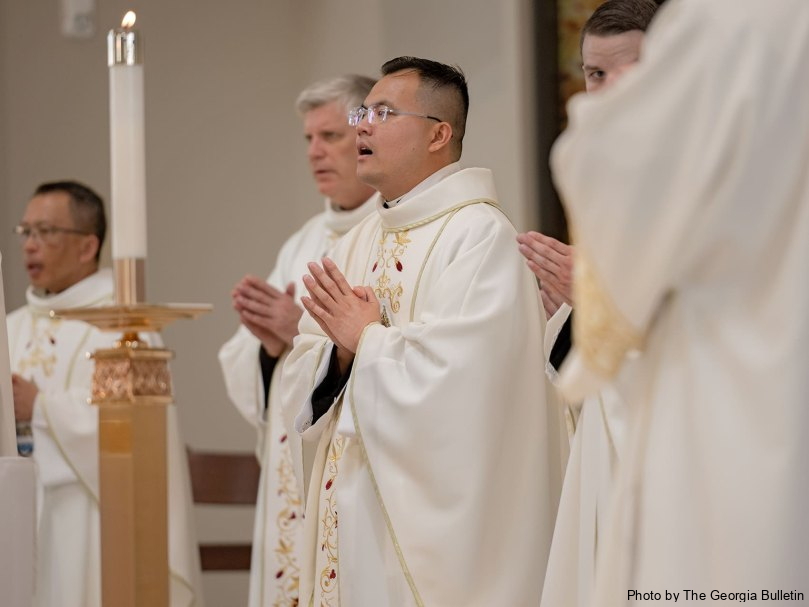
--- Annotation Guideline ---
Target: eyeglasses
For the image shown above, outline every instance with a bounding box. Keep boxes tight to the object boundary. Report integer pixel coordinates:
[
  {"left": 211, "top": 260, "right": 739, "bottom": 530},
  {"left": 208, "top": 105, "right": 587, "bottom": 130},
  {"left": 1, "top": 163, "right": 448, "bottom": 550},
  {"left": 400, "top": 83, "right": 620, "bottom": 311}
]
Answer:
[
  {"left": 14, "top": 224, "right": 91, "bottom": 245},
  {"left": 348, "top": 104, "right": 443, "bottom": 126}
]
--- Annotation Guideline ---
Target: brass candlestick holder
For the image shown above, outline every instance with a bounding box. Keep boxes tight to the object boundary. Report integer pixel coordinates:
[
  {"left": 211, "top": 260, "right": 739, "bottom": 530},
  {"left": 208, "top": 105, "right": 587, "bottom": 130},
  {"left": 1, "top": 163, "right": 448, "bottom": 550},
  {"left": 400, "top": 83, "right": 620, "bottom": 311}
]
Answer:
[{"left": 53, "top": 258, "right": 210, "bottom": 607}]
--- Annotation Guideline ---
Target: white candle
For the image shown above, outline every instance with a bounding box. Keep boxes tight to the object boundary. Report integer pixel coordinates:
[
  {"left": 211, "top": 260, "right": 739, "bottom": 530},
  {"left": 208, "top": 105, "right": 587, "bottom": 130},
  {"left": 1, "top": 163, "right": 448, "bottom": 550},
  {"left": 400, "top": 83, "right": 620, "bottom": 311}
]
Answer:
[{"left": 108, "top": 11, "right": 147, "bottom": 260}]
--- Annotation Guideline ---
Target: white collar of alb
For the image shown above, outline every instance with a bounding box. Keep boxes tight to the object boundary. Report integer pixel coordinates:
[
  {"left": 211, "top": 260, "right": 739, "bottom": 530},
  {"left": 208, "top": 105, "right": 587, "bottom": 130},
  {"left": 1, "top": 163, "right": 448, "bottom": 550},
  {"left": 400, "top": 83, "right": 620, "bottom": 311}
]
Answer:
[
  {"left": 323, "top": 192, "right": 379, "bottom": 236},
  {"left": 383, "top": 162, "right": 462, "bottom": 208},
  {"left": 26, "top": 268, "right": 113, "bottom": 315}
]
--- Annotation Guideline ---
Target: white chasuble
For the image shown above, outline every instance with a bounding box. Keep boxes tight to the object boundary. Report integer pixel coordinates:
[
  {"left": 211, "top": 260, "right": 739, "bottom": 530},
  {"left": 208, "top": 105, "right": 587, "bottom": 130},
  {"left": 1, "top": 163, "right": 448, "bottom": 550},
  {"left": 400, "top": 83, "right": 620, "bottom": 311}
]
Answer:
[
  {"left": 540, "top": 305, "right": 629, "bottom": 607},
  {"left": 282, "top": 168, "right": 565, "bottom": 607},
  {"left": 218, "top": 197, "right": 375, "bottom": 607},
  {"left": 551, "top": 0, "right": 809, "bottom": 601},
  {"left": 6, "top": 269, "right": 203, "bottom": 607}
]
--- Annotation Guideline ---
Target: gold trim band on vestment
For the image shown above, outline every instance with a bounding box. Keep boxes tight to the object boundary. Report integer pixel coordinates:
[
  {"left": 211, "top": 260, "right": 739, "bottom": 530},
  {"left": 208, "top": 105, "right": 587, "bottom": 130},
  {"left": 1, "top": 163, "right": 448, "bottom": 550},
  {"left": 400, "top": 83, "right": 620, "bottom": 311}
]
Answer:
[
  {"left": 573, "top": 246, "right": 643, "bottom": 378},
  {"left": 381, "top": 198, "right": 499, "bottom": 233}
]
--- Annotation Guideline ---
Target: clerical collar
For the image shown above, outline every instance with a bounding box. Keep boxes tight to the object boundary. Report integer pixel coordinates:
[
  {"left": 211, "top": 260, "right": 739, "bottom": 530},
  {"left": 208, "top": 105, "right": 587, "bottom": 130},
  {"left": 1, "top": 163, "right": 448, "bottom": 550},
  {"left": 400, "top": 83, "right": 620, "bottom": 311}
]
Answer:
[
  {"left": 323, "top": 193, "right": 378, "bottom": 236},
  {"left": 382, "top": 162, "right": 462, "bottom": 208}
]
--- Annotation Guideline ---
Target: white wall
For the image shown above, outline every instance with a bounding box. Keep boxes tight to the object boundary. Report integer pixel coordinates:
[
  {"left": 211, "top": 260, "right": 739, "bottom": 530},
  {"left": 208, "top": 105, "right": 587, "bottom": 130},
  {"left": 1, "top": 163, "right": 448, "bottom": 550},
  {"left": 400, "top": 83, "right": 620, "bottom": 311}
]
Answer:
[
  {"left": 0, "top": 1, "right": 536, "bottom": 604},
  {"left": 0, "top": 1, "right": 9, "bottom": 281},
  {"left": 287, "top": 0, "right": 538, "bottom": 229}
]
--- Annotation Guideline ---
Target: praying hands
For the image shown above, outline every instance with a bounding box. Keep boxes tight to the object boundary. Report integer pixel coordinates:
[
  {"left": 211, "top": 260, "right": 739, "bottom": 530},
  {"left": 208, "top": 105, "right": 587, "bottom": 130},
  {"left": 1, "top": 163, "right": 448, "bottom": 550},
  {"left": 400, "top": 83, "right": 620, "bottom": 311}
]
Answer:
[
  {"left": 232, "top": 275, "right": 303, "bottom": 357},
  {"left": 516, "top": 231, "right": 574, "bottom": 318},
  {"left": 301, "top": 258, "right": 381, "bottom": 373}
]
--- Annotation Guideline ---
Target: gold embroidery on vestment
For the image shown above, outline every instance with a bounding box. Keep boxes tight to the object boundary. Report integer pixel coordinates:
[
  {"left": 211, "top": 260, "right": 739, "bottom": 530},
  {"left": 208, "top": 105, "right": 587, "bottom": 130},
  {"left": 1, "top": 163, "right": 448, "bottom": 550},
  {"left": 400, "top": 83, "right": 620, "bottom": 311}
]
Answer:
[
  {"left": 574, "top": 246, "right": 643, "bottom": 377},
  {"left": 274, "top": 431, "right": 302, "bottom": 604},
  {"left": 372, "top": 230, "right": 411, "bottom": 314},
  {"left": 318, "top": 435, "right": 345, "bottom": 606},
  {"left": 17, "top": 316, "right": 60, "bottom": 377}
]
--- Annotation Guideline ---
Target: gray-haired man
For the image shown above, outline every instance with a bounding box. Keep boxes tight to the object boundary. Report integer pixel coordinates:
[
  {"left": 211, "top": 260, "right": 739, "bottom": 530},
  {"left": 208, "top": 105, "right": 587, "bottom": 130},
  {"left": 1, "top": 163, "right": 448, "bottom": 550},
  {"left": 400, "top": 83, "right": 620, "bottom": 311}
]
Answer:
[{"left": 218, "top": 74, "right": 377, "bottom": 607}]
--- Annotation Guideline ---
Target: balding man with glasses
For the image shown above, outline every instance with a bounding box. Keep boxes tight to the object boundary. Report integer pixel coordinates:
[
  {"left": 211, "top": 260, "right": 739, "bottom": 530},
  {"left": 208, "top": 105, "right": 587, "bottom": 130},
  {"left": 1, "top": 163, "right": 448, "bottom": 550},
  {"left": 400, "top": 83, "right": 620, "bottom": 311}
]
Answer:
[
  {"left": 6, "top": 180, "right": 203, "bottom": 607},
  {"left": 280, "top": 56, "right": 564, "bottom": 607}
]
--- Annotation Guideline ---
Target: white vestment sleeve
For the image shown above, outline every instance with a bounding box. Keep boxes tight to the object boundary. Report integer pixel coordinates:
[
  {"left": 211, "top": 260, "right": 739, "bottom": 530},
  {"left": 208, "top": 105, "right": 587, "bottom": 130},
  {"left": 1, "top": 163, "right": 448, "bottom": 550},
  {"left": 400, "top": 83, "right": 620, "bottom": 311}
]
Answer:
[
  {"left": 32, "top": 384, "right": 100, "bottom": 493},
  {"left": 218, "top": 254, "right": 288, "bottom": 431},
  {"left": 281, "top": 322, "right": 333, "bottom": 499},
  {"left": 544, "top": 303, "right": 572, "bottom": 384},
  {"left": 293, "top": 342, "right": 336, "bottom": 440},
  {"left": 217, "top": 326, "right": 266, "bottom": 432}
]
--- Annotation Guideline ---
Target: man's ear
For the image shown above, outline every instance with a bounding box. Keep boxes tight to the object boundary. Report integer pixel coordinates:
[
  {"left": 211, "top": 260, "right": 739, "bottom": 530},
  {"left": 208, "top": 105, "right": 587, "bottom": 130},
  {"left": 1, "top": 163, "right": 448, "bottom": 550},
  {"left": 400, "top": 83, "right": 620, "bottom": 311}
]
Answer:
[
  {"left": 427, "top": 122, "right": 454, "bottom": 153},
  {"left": 78, "top": 234, "right": 100, "bottom": 264}
]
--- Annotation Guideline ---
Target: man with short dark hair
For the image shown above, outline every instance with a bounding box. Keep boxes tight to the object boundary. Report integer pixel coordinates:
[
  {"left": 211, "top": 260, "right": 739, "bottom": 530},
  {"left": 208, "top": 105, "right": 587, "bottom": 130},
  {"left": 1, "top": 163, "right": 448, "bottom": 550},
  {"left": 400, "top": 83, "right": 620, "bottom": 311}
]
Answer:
[
  {"left": 6, "top": 181, "right": 202, "bottom": 607},
  {"left": 218, "top": 74, "right": 377, "bottom": 607},
  {"left": 281, "top": 56, "right": 562, "bottom": 607},
  {"left": 30, "top": 181, "right": 107, "bottom": 262},
  {"left": 518, "top": 0, "right": 660, "bottom": 317},
  {"left": 515, "top": 3, "right": 661, "bottom": 606}
]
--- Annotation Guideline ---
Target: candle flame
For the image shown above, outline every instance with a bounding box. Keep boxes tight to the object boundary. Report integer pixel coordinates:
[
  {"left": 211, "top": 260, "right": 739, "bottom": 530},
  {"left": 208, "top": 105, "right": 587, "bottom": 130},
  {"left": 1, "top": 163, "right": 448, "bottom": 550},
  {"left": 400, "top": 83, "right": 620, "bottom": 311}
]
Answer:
[{"left": 121, "top": 11, "right": 136, "bottom": 28}]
